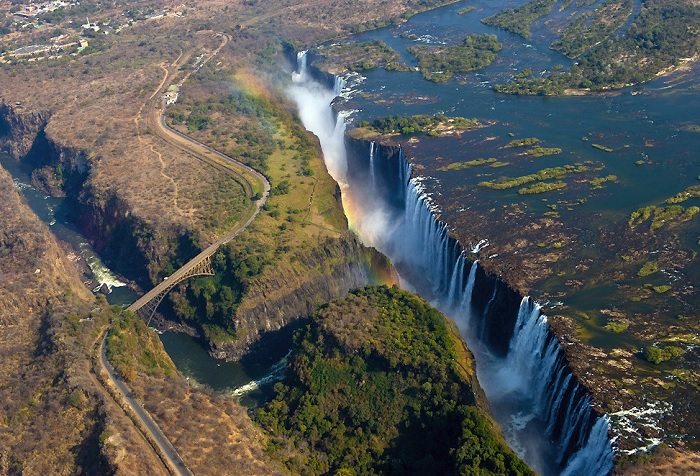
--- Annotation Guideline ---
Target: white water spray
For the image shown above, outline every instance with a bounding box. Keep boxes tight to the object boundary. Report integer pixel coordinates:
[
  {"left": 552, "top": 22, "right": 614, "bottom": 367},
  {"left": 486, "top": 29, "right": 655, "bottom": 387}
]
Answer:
[
  {"left": 231, "top": 351, "right": 290, "bottom": 397},
  {"left": 286, "top": 51, "right": 613, "bottom": 475},
  {"left": 79, "top": 242, "right": 127, "bottom": 293}
]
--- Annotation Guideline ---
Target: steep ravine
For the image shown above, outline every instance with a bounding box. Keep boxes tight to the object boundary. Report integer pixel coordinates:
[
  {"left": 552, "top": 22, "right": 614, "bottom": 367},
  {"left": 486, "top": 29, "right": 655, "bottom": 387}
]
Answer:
[
  {"left": 348, "top": 137, "right": 615, "bottom": 473},
  {"left": 289, "top": 51, "right": 615, "bottom": 474},
  {"left": 211, "top": 234, "right": 396, "bottom": 360},
  {"left": 0, "top": 102, "right": 199, "bottom": 288}
]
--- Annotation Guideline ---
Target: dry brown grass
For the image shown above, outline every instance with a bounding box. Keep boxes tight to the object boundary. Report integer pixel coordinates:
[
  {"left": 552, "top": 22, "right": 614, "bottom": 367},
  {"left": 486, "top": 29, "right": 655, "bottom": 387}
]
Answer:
[
  {"left": 619, "top": 446, "right": 700, "bottom": 475},
  {"left": 132, "top": 375, "right": 283, "bottom": 476},
  {"left": 0, "top": 166, "right": 165, "bottom": 474}
]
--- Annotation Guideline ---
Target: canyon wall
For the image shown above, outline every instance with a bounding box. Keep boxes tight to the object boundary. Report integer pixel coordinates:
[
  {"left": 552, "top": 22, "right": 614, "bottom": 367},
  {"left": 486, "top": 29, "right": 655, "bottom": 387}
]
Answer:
[
  {"left": 0, "top": 102, "right": 199, "bottom": 287},
  {"left": 212, "top": 233, "right": 396, "bottom": 360},
  {"left": 344, "top": 135, "right": 614, "bottom": 474}
]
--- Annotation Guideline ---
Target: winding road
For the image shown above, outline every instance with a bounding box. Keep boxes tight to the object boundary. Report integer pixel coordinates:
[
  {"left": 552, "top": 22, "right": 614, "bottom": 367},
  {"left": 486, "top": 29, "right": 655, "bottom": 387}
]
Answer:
[
  {"left": 128, "top": 33, "right": 270, "bottom": 316},
  {"left": 99, "top": 32, "right": 270, "bottom": 475}
]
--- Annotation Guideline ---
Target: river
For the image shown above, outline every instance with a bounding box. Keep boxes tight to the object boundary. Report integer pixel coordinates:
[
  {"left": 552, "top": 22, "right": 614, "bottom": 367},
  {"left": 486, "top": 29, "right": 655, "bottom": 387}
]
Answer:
[
  {"left": 282, "top": 0, "right": 700, "bottom": 472},
  {"left": 0, "top": 151, "right": 284, "bottom": 406}
]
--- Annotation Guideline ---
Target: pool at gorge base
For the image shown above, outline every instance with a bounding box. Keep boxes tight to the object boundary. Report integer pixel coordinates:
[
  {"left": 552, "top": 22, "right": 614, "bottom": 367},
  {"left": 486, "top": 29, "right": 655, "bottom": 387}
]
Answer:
[{"left": 288, "top": 50, "right": 614, "bottom": 475}]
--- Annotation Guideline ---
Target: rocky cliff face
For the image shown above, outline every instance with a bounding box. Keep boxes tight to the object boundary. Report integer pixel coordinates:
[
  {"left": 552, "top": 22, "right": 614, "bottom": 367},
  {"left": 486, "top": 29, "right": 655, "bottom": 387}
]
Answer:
[
  {"left": 211, "top": 234, "right": 396, "bottom": 360},
  {"left": 0, "top": 103, "right": 197, "bottom": 287},
  {"left": 0, "top": 102, "right": 50, "bottom": 160}
]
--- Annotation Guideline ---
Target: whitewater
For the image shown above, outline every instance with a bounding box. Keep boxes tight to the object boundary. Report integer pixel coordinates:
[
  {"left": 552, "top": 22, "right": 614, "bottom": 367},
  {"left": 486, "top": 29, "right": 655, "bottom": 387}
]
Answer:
[{"left": 287, "top": 51, "right": 614, "bottom": 475}]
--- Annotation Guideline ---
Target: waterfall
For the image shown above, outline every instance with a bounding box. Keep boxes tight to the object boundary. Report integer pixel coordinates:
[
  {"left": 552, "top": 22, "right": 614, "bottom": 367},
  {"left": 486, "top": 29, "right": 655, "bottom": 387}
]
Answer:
[
  {"left": 480, "top": 284, "right": 498, "bottom": 340},
  {"left": 459, "top": 260, "right": 478, "bottom": 313},
  {"left": 446, "top": 253, "right": 465, "bottom": 309},
  {"left": 334, "top": 75, "right": 347, "bottom": 96},
  {"left": 286, "top": 51, "right": 614, "bottom": 476},
  {"left": 292, "top": 50, "right": 308, "bottom": 82},
  {"left": 369, "top": 141, "right": 376, "bottom": 194},
  {"left": 507, "top": 298, "right": 614, "bottom": 473},
  {"left": 400, "top": 176, "right": 455, "bottom": 293},
  {"left": 391, "top": 147, "right": 614, "bottom": 475}
]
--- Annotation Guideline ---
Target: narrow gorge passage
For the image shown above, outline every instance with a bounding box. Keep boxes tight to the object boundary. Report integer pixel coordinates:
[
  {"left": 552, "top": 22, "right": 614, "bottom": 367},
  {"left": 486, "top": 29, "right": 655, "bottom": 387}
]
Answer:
[{"left": 287, "top": 51, "right": 614, "bottom": 476}]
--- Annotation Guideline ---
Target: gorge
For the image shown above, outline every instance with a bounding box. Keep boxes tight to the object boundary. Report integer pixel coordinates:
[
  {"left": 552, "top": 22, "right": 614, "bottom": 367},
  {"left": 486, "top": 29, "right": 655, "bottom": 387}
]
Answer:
[{"left": 288, "top": 49, "right": 614, "bottom": 475}]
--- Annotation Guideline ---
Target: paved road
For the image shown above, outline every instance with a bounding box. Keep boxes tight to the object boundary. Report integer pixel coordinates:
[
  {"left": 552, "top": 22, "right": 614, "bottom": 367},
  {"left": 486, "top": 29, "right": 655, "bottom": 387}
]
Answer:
[
  {"left": 107, "top": 32, "right": 270, "bottom": 474},
  {"left": 99, "top": 334, "right": 193, "bottom": 476},
  {"left": 127, "top": 36, "right": 270, "bottom": 316}
]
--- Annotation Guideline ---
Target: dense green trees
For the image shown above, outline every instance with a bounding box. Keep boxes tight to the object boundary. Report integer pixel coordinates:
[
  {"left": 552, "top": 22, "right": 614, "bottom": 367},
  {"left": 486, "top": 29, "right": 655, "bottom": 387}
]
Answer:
[
  {"left": 496, "top": 0, "right": 700, "bottom": 94},
  {"left": 551, "top": 0, "right": 633, "bottom": 58},
  {"left": 256, "top": 286, "right": 532, "bottom": 475},
  {"left": 167, "top": 240, "right": 273, "bottom": 342},
  {"left": 362, "top": 114, "right": 479, "bottom": 135},
  {"left": 409, "top": 34, "right": 502, "bottom": 82},
  {"left": 481, "top": 0, "right": 557, "bottom": 39}
]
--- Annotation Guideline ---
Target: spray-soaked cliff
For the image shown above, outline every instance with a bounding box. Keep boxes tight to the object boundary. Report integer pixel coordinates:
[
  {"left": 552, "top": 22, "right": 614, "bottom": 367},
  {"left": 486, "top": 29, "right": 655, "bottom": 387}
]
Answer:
[
  {"left": 288, "top": 50, "right": 614, "bottom": 475},
  {"left": 209, "top": 233, "right": 396, "bottom": 360}
]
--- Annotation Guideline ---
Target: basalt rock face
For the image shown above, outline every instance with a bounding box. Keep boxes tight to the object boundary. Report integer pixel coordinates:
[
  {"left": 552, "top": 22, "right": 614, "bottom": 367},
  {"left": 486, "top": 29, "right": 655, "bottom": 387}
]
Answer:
[
  {"left": 344, "top": 135, "right": 614, "bottom": 472},
  {"left": 211, "top": 234, "right": 395, "bottom": 360},
  {"left": 471, "top": 268, "right": 522, "bottom": 356},
  {"left": 0, "top": 103, "right": 194, "bottom": 287},
  {"left": 0, "top": 102, "right": 50, "bottom": 160}
]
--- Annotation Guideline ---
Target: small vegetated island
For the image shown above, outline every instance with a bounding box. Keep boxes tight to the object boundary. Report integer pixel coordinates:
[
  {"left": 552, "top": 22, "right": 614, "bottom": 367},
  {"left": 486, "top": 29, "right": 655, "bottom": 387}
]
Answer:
[
  {"left": 353, "top": 114, "right": 481, "bottom": 137},
  {"left": 409, "top": 34, "right": 502, "bottom": 82},
  {"left": 481, "top": 0, "right": 557, "bottom": 39},
  {"left": 311, "top": 41, "right": 410, "bottom": 74},
  {"left": 255, "top": 286, "right": 533, "bottom": 475}
]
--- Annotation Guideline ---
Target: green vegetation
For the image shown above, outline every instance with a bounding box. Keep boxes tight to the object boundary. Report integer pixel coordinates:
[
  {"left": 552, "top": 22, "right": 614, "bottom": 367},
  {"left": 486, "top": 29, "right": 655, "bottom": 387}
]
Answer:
[
  {"left": 438, "top": 158, "right": 498, "bottom": 170},
  {"left": 496, "top": 0, "right": 700, "bottom": 94},
  {"left": 605, "top": 320, "right": 630, "bottom": 333},
  {"left": 523, "top": 146, "right": 562, "bottom": 157},
  {"left": 256, "top": 286, "right": 532, "bottom": 475},
  {"left": 643, "top": 345, "right": 685, "bottom": 364},
  {"left": 312, "top": 41, "right": 409, "bottom": 73},
  {"left": 653, "top": 285, "right": 672, "bottom": 294},
  {"left": 628, "top": 183, "right": 700, "bottom": 232},
  {"left": 505, "top": 137, "right": 540, "bottom": 148},
  {"left": 518, "top": 181, "right": 567, "bottom": 195},
  {"left": 169, "top": 86, "right": 276, "bottom": 173},
  {"left": 479, "top": 164, "right": 590, "bottom": 190},
  {"left": 359, "top": 114, "right": 480, "bottom": 136},
  {"left": 165, "top": 67, "right": 351, "bottom": 342},
  {"left": 552, "top": 0, "right": 633, "bottom": 58},
  {"left": 481, "top": 0, "right": 557, "bottom": 39},
  {"left": 409, "top": 34, "right": 502, "bottom": 82},
  {"left": 629, "top": 205, "right": 699, "bottom": 231},
  {"left": 665, "top": 185, "right": 700, "bottom": 204},
  {"left": 106, "top": 308, "right": 176, "bottom": 383},
  {"left": 457, "top": 6, "right": 475, "bottom": 15},
  {"left": 637, "top": 261, "right": 659, "bottom": 277},
  {"left": 592, "top": 144, "right": 614, "bottom": 152},
  {"left": 590, "top": 175, "right": 618, "bottom": 189},
  {"left": 168, "top": 241, "right": 273, "bottom": 342}
]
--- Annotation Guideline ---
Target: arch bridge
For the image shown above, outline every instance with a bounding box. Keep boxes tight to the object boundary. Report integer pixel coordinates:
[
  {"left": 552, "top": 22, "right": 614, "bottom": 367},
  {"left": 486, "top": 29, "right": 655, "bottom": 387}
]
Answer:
[{"left": 127, "top": 246, "right": 218, "bottom": 324}]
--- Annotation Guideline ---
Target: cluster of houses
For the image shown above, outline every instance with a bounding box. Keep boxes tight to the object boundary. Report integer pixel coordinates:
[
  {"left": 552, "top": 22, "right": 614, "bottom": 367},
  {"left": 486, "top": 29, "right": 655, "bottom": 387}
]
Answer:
[
  {"left": 1, "top": 34, "right": 88, "bottom": 63},
  {"left": 13, "top": 0, "right": 78, "bottom": 18}
]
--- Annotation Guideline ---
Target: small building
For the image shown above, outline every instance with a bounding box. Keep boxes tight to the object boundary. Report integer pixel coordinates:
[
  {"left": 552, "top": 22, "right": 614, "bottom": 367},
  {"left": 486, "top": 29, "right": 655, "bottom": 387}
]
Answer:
[
  {"left": 81, "top": 17, "right": 100, "bottom": 32},
  {"left": 10, "top": 44, "right": 50, "bottom": 58}
]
